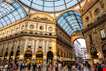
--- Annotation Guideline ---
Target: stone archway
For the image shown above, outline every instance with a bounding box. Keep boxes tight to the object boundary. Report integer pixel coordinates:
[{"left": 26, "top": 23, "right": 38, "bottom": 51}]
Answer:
[
  {"left": 24, "top": 47, "right": 32, "bottom": 60},
  {"left": 36, "top": 50, "right": 43, "bottom": 64},
  {"left": 4, "top": 48, "right": 8, "bottom": 58},
  {"left": 47, "top": 51, "right": 54, "bottom": 63},
  {"left": 4, "top": 51, "right": 8, "bottom": 58},
  {"left": 10, "top": 47, "right": 14, "bottom": 59},
  {"left": 15, "top": 46, "right": 20, "bottom": 61},
  {"left": 90, "top": 47, "right": 98, "bottom": 58}
]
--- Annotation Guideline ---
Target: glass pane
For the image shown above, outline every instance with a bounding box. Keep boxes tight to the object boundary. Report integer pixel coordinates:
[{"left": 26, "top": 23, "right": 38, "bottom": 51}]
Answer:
[
  {"left": 57, "top": 11, "right": 82, "bottom": 36},
  {"left": 19, "top": 0, "right": 81, "bottom": 12},
  {"left": 0, "top": 2, "right": 27, "bottom": 28}
]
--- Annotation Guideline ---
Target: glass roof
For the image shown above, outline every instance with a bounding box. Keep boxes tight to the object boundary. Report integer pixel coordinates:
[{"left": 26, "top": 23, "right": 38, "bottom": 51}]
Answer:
[
  {"left": 57, "top": 10, "right": 82, "bottom": 36},
  {"left": 0, "top": 1, "right": 83, "bottom": 37},
  {"left": 19, "top": 0, "right": 81, "bottom": 12},
  {"left": 0, "top": 2, "right": 27, "bottom": 27}
]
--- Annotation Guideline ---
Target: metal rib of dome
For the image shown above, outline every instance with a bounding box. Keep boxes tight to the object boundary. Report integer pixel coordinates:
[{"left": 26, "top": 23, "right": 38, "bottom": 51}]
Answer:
[
  {"left": 0, "top": 2, "right": 27, "bottom": 27},
  {"left": 57, "top": 10, "right": 82, "bottom": 36},
  {"left": 19, "top": 0, "right": 81, "bottom": 12}
]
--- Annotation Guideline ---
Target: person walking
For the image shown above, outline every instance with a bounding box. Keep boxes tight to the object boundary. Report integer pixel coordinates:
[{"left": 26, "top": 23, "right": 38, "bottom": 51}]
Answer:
[
  {"left": 28, "top": 62, "right": 31, "bottom": 71},
  {"left": 67, "top": 64, "right": 71, "bottom": 71},
  {"left": 71, "top": 63, "right": 77, "bottom": 71},
  {"left": 96, "top": 63, "right": 102, "bottom": 71},
  {"left": 48, "top": 63, "right": 53, "bottom": 71},
  {"left": 4, "top": 61, "right": 8, "bottom": 71},
  {"left": 83, "top": 61, "right": 91, "bottom": 71},
  {"left": 63, "top": 65, "right": 68, "bottom": 71},
  {"left": 55, "top": 63, "right": 58, "bottom": 71},
  {"left": 101, "top": 61, "right": 106, "bottom": 71},
  {"left": 19, "top": 61, "right": 24, "bottom": 71},
  {"left": 58, "top": 62, "right": 62, "bottom": 71},
  {"left": 32, "top": 62, "right": 36, "bottom": 71},
  {"left": 11, "top": 61, "right": 17, "bottom": 71},
  {"left": 8, "top": 61, "right": 13, "bottom": 71}
]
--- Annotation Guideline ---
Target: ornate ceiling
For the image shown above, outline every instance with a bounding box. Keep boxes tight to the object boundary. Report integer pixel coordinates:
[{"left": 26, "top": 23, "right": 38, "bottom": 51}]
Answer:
[{"left": 57, "top": 10, "right": 82, "bottom": 36}]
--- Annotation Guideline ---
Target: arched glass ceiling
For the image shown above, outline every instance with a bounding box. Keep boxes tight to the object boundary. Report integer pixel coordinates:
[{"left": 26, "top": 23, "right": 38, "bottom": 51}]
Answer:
[
  {"left": 0, "top": 2, "right": 27, "bottom": 27},
  {"left": 19, "top": 0, "right": 81, "bottom": 12},
  {"left": 57, "top": 10, "right": 82, "bottom": 36}
]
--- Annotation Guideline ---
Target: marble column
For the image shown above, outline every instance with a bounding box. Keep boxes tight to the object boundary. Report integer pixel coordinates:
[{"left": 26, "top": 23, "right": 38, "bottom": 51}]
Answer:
[
  {"left": 13, "top": 40, "right": 18, "bottom": 60},
  {"left": 32, "top": 39, "right": 35, "bottom": 59},
  {"left": 34, "top": 40, "right": 36, "bottom": 59},
  {"left": 1, "top": 44, "right": 4, "bottom": 60},
  {"left": 19, "top": 39, "right": 26, "bottom": 60},
  {"left": 35, "top": 39, "right": 39, "bottom": 53},
  {"left": 43, "top": 40, "right": 47, "bottom": 71},
  {"left": 2, "top": 43, "right": 5, "bottom": 59},
  {"left": 7, "top": 41, "right": 12, "bottom": 60},
  {"left": 51, "top": 39, "right": 57, "bottom": 64},
  {"left": 3, "top": 42, "right": 7, "bottom": 59},
  {"left": 43, "top": 40, "right": 46, "bottom": 63}
]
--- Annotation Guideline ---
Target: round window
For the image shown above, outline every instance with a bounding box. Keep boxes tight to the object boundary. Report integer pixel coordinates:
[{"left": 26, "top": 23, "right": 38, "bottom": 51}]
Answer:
[{"left": 30, "top": 24, "right": 34, "bottom": 29}]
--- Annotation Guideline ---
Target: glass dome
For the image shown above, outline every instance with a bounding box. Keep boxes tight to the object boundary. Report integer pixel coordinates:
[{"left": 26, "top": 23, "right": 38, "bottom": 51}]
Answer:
[
  {"left": 0, "top": 2, "right": 27, "bottom": 27},
  {"left": 19, "top": 0, "right": 81, "bottom": 12},
  {"left": 57, "top": 10, "right": 82, "bottom": 36}
]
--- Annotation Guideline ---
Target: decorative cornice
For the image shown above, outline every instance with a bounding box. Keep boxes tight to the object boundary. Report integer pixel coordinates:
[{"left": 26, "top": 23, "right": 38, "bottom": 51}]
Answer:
[{"left": 0, "top": 32, "right": 56, "bottom": 42}]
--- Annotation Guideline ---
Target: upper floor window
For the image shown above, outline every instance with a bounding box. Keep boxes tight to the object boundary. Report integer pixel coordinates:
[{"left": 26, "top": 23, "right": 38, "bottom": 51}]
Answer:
[
  {"left": 25, "top": 24, "right": 28, "bottom": 28},
  {"left": 85, "top": 16, "right": 89, "bottom": 22},
  {"left": 28, "top": 40, "right": 32, "bottom": 45},
  {"left": 48, "top": 26, "right": 53, "bottom": 31},
  {"left": 30, "top": 24, "right": 34, "bottom": 29},
  {"left": 94, "top": 8, "right": 100, "bottom": 16},
  {"left": 16, "top": 27, "right": 19, "bottom": 31},
  {"left": 100, "top": 29, "right": 106, "bottom": 39},
  {"left": 21, "top": 25, "right": 25, "bottom": 30},
  {"left": 39, "top": 26, "right": 44, "bottom": 30}
]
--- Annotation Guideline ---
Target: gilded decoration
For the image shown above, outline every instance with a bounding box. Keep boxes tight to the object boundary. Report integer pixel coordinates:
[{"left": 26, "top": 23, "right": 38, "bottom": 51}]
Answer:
[{"left": 29, "top": 13, "right": 55, "bottom": 24}]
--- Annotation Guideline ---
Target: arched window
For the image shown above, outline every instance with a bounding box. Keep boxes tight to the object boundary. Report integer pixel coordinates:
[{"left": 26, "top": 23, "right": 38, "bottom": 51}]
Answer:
[
  {"left": 21, "top": 25, "right": 25, "bottom": 30},
  {"left": 90, "top": 47, "right": 98, "bottom": 58},
  {"left": 48, "top": 27, "right": 53, "bottom": 31},
  {"left": 94, "top": 8, "right": 100, "bottom": 16},
  {"left": 100, "top": 29, "right": 106, "bottom": 39},
  {"left": 85, "top": 16, "right": 89, "bottom": 22},
  {"left": 39, "top": 26, "right": 44, "bottom": 30},
  {"left": 30, "top": 24, "right": 34, "bottom": 29}
]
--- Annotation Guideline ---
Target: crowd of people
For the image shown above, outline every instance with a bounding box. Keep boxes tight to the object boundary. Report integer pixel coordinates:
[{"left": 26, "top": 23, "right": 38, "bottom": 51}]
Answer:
[{"left": 0, "top": 58, "right": 106, "bottom": 71}]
